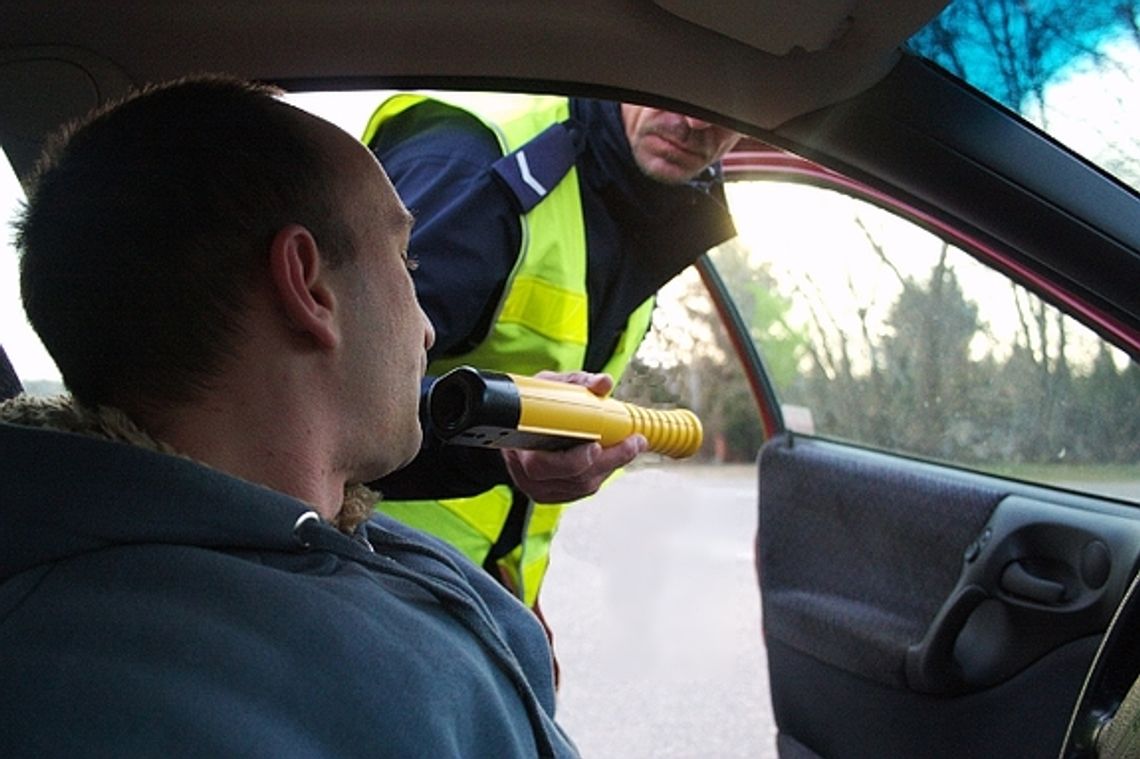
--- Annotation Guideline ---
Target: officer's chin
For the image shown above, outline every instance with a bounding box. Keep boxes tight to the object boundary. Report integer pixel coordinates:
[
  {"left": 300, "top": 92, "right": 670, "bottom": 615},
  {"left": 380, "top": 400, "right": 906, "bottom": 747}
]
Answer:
[{"left": 639, "top": 156, "right": 705, "bottom": 185}]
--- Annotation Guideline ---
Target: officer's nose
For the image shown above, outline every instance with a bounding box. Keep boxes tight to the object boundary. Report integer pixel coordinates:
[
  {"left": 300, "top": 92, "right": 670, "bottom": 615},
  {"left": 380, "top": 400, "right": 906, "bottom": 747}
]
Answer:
[{"left": 683, "top": 116, "right": 712, "bottom": 130}]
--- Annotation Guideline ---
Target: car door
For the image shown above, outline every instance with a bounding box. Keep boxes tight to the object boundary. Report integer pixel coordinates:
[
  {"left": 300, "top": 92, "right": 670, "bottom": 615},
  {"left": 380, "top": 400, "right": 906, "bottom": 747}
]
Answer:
[{"left": 699, "top": 123, "right": 1140, "bottom": 755}]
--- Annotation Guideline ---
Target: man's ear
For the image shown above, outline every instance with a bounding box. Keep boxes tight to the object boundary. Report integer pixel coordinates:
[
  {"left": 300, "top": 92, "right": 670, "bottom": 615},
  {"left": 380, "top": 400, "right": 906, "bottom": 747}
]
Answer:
[{"left": 268, "top": 224, "right": 340, "bottom": 349}]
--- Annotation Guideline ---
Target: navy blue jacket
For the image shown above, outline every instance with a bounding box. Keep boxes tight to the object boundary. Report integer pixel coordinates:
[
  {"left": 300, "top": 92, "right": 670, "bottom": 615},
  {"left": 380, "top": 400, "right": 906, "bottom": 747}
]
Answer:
[
  {"left": 370, "top": 98, "right": 735, "bottom": 498},
  {"left": 0, "top": 420, "right": 577, "bottom": 758}
]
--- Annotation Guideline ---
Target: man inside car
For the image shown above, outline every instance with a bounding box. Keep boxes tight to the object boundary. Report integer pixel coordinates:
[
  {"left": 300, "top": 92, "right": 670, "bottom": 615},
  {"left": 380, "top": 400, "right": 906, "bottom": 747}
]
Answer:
[{"left": 0, "top": 75, "right": 577, "bottom": 758}]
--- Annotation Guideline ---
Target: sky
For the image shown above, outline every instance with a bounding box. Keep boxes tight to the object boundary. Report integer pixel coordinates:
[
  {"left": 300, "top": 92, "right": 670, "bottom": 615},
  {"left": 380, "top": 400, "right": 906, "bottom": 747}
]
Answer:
[{"left": 0, "top": 162, "right": 55, "bottom": 383}]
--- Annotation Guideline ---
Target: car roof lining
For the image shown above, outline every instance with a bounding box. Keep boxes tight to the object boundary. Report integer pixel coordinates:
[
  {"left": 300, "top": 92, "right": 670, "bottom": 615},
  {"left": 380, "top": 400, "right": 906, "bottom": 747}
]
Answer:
[
  {"left": 10, "top": 0, "right": 1136, "bottom": 348},
  {"left": 0, "top": 0, "right": 949, "bottom": 185}
]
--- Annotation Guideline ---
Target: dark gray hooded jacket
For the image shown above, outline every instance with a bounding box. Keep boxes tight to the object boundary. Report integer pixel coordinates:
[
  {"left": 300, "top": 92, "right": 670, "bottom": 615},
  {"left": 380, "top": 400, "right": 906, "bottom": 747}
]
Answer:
[{"left": 0, "top": 396, "right": 577, "bottom": 758}]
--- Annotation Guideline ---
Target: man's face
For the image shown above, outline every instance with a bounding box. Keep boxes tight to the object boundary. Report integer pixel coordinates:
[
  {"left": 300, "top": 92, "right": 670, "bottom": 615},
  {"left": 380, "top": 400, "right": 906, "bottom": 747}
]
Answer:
[
  {"left": 332, "top": 139, "right": 435, "bottom": 481},
  {"left": 621, "top": 105, "right": 742, "bottom": 185}
]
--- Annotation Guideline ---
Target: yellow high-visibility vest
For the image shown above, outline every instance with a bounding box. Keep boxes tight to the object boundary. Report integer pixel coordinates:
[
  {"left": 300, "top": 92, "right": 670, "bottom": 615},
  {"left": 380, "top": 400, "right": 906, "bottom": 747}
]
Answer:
[{"left": 364, "top": 93, "right": 653, "bottom": 606}]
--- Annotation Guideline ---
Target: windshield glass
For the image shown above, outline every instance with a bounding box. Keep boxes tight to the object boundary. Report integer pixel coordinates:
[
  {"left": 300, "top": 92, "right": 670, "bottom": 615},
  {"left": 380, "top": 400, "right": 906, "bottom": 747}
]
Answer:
[{"left": 907, "top": 0, "right": 1140, "bottom": 192}]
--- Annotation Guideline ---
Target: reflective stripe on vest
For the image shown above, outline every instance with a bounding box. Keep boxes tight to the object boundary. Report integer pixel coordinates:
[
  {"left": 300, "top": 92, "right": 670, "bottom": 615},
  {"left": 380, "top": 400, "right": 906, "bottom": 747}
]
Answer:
[{"left": 365, "top": 93, "right": 654, "bottom": 606}]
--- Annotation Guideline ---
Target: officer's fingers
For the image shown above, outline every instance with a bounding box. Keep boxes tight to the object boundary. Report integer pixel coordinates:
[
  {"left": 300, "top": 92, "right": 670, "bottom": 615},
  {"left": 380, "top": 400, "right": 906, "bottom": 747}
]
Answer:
[
  {"left": 534, "top": 369, "right": 589, "bottom": 385},
  {"left": 507, "top": 433, "right": 646, "bottom": 482},
  {"left": 533, "top": 370, "right": 614, "bottom": 397},
  {"left": 502, "top": 446, "right": 604, "bottom": 503},
  {"left": 503, "top": 433, "right": 648, "bottom": 501},
  {"left": 556, "top": 435, "right": 647, "bottom": 496},
  {"left": 582, "top": 373, "right": 615, "bottom": 397},
  {"left": 507, "top": 442, "right": 602, "bottom": 482},
  {"left": 588, "top": 434, "right": 648, "bottom": 476}
]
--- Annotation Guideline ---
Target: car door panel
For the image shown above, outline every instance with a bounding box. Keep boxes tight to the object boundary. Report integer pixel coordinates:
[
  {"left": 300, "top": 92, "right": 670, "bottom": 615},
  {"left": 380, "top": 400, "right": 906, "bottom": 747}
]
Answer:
[
  {"left": 757, "top": 434, "right": 1140, "bottom": 756},
  {"left": 917, "top": 494, "right": 1140, "bottom": 694},
  {"left": 767, "top": 633, "right": 1098, "bottom": 758}
]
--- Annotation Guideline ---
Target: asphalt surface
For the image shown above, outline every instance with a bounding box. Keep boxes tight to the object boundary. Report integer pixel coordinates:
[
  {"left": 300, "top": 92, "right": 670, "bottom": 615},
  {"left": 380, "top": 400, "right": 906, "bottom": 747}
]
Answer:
[{"left": 541, "top": 462, "right": 777, "bottom": 758}]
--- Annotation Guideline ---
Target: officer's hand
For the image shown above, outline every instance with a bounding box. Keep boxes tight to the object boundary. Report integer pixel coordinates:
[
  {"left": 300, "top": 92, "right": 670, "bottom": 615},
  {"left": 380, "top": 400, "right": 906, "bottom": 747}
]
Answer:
[{"left": 500, "top": 370, "right": 649, "bottom": 503}]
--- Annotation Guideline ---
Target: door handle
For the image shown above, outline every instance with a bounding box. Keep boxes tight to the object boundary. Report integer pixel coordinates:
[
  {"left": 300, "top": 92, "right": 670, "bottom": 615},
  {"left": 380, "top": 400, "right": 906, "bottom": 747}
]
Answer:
[
  {"left": 1001, "top": 561, "right": 1066, "bottom": 604},
  {"left": 906, "top": 495, "right": 1140, "bottom": 695},
  {"left": 905, "top": 584, "right": 988, "bottom": 694}
]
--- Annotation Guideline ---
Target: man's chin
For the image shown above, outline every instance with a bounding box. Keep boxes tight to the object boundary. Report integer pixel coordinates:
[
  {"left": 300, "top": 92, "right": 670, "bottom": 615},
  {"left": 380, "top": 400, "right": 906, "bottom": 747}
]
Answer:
[{"left": 357, "top": 429, "right": 423, "bottom": 483}]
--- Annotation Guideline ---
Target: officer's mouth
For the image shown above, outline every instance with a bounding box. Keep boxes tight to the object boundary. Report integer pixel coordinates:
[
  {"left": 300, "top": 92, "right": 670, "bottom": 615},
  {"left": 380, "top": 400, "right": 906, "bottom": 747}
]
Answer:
[{"left": 649, "top": 132, "right": 708, "bottom": 162}]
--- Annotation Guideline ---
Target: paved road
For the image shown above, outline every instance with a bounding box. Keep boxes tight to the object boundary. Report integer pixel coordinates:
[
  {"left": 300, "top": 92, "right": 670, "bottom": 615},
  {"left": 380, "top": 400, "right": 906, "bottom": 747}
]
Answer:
[{"left": 541, "top": 462, "right": 777, "bottom": 758}]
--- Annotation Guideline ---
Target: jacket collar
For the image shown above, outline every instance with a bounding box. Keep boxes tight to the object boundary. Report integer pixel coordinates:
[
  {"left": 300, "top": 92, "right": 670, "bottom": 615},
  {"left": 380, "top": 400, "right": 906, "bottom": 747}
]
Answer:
[{"left": 0, "top": 394, "right": 372, "bottom": 578}]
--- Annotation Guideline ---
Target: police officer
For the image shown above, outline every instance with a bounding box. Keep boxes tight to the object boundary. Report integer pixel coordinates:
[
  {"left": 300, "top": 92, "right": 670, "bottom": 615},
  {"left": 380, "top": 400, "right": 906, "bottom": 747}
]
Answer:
[{"left": 366, "top": 92, "right": 741, "bottom": 612}]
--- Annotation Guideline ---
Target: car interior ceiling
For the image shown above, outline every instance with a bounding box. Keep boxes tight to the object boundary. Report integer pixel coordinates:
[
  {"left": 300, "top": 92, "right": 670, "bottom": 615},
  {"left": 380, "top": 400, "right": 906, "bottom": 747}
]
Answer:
[
  {"left": 2, "top": 0, "right": 1138, "bottom": 353},
  {"left": 0, "top": 0, "right": 950, "bottom": 183}
]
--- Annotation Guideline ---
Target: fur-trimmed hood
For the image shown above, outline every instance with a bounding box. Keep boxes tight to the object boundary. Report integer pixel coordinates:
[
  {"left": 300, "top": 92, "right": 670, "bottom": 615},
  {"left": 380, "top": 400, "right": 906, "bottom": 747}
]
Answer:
[{"left": 0, "top": 393, "right": 376, "bottom": 533}]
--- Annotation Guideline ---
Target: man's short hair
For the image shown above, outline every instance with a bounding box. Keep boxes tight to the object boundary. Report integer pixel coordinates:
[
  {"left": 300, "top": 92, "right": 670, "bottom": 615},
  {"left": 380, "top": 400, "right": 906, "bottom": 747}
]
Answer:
[{"left": 15, "top": 75, "right": 355, "bottom": 410}]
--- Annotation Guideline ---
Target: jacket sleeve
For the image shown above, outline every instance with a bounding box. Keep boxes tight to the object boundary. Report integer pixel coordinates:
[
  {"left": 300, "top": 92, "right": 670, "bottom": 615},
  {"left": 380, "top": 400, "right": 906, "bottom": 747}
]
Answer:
[{"left": 370, "top": 102, "right": 523, "bottom": 359}]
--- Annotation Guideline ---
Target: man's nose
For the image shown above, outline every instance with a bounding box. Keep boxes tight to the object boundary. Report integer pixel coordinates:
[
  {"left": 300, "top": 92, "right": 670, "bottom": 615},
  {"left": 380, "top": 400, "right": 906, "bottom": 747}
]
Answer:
[
  {"left": 421, "top": 309, "right": 436, "bottom": 351},
  {"left": 683, "top": 115, "right": 712, "bottom": 130}
]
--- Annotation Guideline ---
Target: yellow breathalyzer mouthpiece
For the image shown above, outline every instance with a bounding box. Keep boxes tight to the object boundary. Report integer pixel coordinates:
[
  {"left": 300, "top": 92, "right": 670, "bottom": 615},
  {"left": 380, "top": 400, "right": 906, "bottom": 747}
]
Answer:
[{"left": 426, "top": 366, "right": 703, "bottom": 459}]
